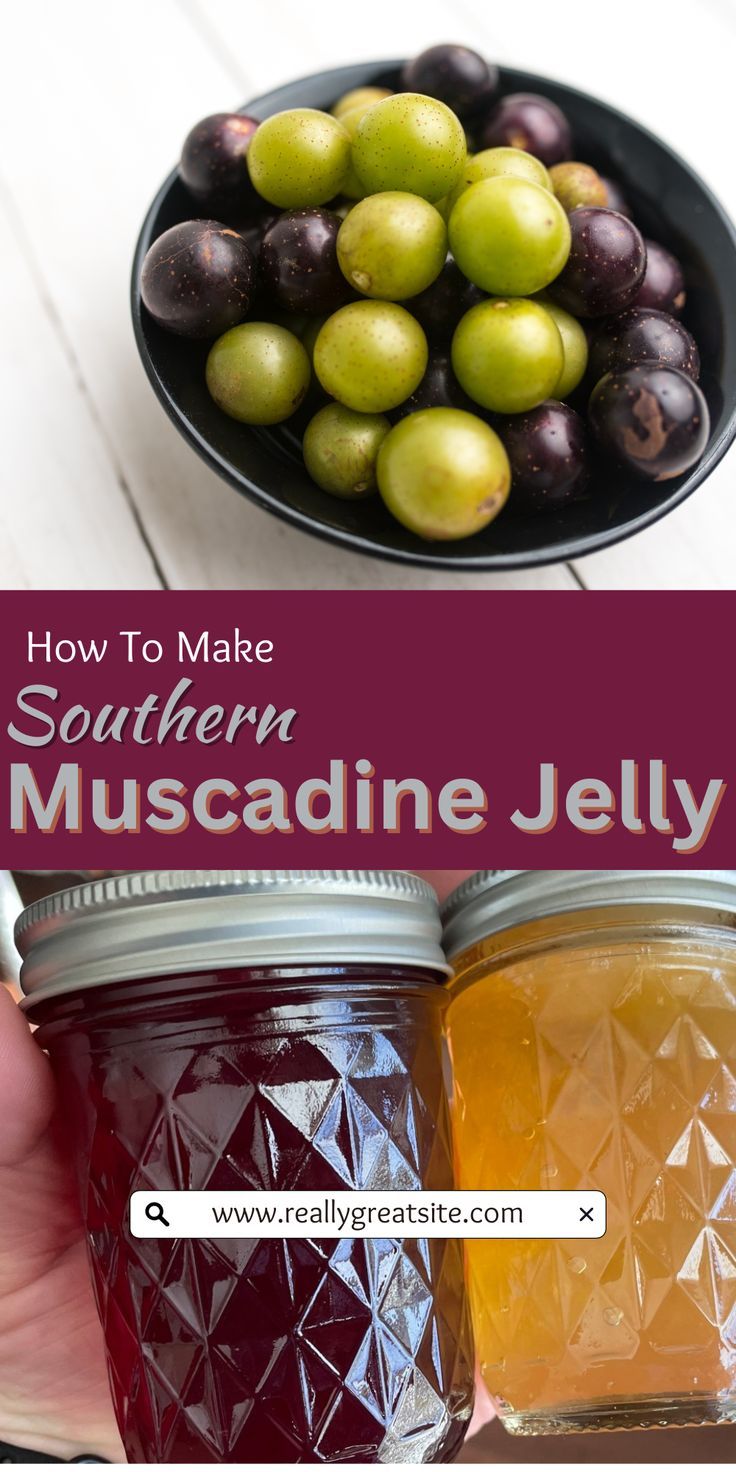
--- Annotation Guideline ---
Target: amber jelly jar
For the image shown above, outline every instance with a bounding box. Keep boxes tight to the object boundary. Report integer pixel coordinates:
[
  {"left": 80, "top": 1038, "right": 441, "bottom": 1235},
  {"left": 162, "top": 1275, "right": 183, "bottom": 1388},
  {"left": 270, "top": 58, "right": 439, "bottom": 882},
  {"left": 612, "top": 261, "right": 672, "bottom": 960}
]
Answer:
[
  {"left": 442, "top": 870, "right": 736, "bottom": 1437},
  {"left": 18, "top": 871, "right": 474, "bottom": 1464}
]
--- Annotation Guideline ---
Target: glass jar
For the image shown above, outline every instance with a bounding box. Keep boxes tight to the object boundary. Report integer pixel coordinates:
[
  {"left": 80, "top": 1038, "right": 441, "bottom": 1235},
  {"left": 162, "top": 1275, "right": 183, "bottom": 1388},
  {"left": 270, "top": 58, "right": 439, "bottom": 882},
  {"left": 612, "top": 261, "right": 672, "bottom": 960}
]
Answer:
[
  {"left": 442, "top": 870, "right": 736, "bottom": 1436},
  {"left": 18, "top": 871, "right": 474, "bottom": 1464}
]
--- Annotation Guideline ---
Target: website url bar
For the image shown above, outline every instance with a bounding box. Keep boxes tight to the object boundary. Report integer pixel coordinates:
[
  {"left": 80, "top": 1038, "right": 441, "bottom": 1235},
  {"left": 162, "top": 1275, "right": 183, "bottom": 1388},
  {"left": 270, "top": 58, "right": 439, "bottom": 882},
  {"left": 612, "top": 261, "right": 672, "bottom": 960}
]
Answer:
[{"left": 130, "top": 1189, "right": 606, "bottom": 1240}]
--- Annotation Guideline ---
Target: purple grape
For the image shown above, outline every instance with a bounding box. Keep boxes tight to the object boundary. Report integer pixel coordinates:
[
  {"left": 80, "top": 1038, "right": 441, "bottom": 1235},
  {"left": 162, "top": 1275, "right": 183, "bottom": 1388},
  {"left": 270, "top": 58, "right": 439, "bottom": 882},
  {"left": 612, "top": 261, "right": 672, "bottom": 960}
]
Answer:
[
  {"left": 231, "top": 210, "right": 280, "bottom": 267},
  {"left": 600, "top": 176, "right": 632, "bottom": 217},
  {"left": 180, "top": 113, "right": 260, "bottom": 213},
  {"left": 260, "top": 210, "right": 353, "bottom": 314},
  {"left": 140, "top": 220, "right": 255, "bottom": 338},
  {"left": 549, "top": 208, "right": 647, "bottom": 319},
  {"left": 498, "top": 401, "right": 589, "bottom": 511},
  {"left": 391, "top": 352, "right": 474, "bottom": 421},
  {"left": 407, "top": 256, "right": 485, "bottom": 346},
  {"left": 401, "top": 44, "right": 499, "bottom": 118},
  {"left": 481, "top": 93, "right": 573, "bottom": 165},
  {"left": 589, "top": 364, "right": 710, "bottom": 481},
  {"left": 633, "top": 239, "right": 687, "bottom": 315},
  {"left": 588, "top": 308, "right": 700, "bottom": 384},
  {"left": 225, "top": 212, "right": 279, "bottom": 318}
]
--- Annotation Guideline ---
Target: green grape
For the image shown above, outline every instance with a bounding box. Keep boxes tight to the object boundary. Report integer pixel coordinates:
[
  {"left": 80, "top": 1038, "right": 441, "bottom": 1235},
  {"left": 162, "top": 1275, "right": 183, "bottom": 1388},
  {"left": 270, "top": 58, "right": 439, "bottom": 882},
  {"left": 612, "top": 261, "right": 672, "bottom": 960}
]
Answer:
[
  {"left": 247, "top": 109, "right": 351, "bottom": 208},
  {"left": 205, "top": 322, "right": 311, "bottom": 424},
  {"left": 377, "top": 407, "right": 511, "bottom": 540},
  {"left": 331, "top": 85, "right": 392, "bottom": 120},
  {"left": 314, "top": 300, "right": 428, "bottom": 413},
  {"left": 449, "top": 176, "right": 571, "bottom": 296},
  {"left": 337, "top": 105, "right": 373, "bottom": 200},
  {"left": 447, "top": 146, "right": 552, "bottom": 212},
  {"left": 452, "top": 298, "right": 564, "bottom": 414},
  {"left": 303, "top": 402, "right": 391, "bottom": 498},
  {"left": 539, "top": 298, "right": 589, "bottom": 397},
  {"left": 549, "top": 161, "right": 607, "bottom": 212},
  {"left": 337, "top": 192, "right": 447, "bottom": 300},
  {"left": 351, "top": 93, "right": 467, "bottom": 203}
]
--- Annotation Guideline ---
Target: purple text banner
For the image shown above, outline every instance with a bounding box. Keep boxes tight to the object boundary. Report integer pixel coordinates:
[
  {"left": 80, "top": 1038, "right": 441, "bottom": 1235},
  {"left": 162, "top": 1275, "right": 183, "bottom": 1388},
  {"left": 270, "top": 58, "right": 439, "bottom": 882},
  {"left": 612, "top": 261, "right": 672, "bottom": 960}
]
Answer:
[{"left": 0, "top": 590, "right": 732, "bottom": 868}]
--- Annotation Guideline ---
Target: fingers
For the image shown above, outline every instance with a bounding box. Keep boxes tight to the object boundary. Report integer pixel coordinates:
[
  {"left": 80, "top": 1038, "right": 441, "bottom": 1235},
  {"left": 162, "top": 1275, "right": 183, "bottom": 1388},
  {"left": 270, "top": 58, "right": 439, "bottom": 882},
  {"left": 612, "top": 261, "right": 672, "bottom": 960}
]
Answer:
[
  {"left": 467, "top": 1372, "right": 497, "bottom": 1436},
  {"left": 0, "top": 986, "right": 56, "bottom": 1167},
  {"left": 412, "top": 870, "right": 477, "bottom": 904}
]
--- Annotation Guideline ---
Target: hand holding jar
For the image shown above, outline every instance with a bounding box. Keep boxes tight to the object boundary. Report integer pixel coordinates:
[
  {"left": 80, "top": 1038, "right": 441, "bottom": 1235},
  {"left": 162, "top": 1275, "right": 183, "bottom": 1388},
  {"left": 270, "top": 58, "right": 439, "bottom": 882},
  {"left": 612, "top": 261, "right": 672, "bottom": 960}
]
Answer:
[{"left": 13, "top": 871, "right": 475, "bottom": 1464}]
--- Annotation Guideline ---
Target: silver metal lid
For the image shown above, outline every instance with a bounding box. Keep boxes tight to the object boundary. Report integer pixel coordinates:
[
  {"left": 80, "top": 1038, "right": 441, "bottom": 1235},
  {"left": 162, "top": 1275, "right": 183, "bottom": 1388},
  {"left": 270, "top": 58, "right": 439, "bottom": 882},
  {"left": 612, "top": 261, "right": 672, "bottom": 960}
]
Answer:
[
  {"left": 17, "top": 870, "right": 448, "bottom": 1008},
  {"left": 442, "top": 870, "right": 736, "bottom": 960}
]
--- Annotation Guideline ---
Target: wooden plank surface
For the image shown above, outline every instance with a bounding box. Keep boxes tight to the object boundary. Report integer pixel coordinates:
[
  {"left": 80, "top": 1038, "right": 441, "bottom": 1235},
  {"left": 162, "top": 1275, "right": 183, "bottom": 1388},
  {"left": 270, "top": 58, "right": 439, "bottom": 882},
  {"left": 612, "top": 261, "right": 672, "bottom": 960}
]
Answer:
[
  {"left": 0, "top": 185, "right": 161, "bottom": 589},
  {"left": 0, "top": 0, "right": 733, "bottom": 589}
]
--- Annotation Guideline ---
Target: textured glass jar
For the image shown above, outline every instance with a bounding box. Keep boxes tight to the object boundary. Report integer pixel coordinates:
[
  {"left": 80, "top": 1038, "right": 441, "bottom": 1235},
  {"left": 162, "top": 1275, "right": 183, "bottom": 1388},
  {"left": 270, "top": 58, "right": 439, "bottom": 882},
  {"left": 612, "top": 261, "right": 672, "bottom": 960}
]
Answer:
[
  {"left": 443, "top": 870, "right": 736, "bottom": 1436},
  {"left": 18, "top": 871, "right": 474, "bottom": 1464}
]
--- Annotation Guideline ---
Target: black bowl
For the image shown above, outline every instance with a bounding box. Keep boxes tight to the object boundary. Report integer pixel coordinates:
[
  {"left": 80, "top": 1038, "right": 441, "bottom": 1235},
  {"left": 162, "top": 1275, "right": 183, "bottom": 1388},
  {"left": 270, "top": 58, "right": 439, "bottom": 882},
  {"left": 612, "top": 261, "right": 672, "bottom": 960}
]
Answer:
[{"left": 132, "top": 60, "right": 736, "bottom": 571}]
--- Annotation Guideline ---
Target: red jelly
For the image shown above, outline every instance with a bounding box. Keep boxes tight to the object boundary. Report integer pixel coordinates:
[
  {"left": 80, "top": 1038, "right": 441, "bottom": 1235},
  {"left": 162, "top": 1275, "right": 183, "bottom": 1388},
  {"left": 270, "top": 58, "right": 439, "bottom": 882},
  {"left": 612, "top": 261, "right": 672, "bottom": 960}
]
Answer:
[{"left": 19, "top": 872, "right": 474, "bottom": 1464}]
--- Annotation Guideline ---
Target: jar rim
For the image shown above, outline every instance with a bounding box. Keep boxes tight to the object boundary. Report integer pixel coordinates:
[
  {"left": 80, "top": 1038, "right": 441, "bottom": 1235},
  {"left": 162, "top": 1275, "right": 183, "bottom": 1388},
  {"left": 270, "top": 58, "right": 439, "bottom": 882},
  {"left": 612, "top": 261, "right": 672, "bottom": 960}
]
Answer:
[
  {"left": 441, "top": 870, "right": 736, "bottom": 960},
  {"left": 17, "top": 870, "right": 450, "bottom": 1009}
]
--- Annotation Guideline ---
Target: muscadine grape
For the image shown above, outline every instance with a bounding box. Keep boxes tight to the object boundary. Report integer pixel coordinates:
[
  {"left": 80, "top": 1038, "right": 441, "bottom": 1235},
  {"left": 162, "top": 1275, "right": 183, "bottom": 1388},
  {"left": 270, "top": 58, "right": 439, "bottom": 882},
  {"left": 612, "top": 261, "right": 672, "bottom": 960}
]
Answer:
[
  {"left": 351, "top": 93, "right": 467, "bottom": 203},
  {"left": 180, "top": 113, "right": 260, "bottom": 213},
  {"left": 588, "top": 308, "right": 700, "bottom": 383},
  {"left": 549, "top": 207, "right": 646, "bottom": 318},
  {"left": 538, "top": 299, "right": 589, "bottom": 398},
  {"left": 141, "top": 220, "right": 255, "bottom": 339},
  {"left": 260, "top": 210, "right": 353, "bottom": 314},
  {"left": 337, "top": 192, "right": 447, "bottom": 300},
  {"left": 331, "top": 85, "right": 392, "bottom": 119},
  {"left": 449, "top": 176, "right": 570, "bottom": 297},
  {"left": 206, "top": 321, "right": 311, "bottom": 423},
  {"left": 303, "top": 402, "right": 390, "bottom": 497},
  {"left": 601, "top": 175, "right": 632, "bottom": 216},
  {"left": 452, "top": 298, "right": 564, "bottom": 414},
  {"left": 498, "top": 400, "right": 589, "bottom": 511},
  {"left": 401, "top": 44, "right": 499, "bottom": 119},
  {"left": 314, "top": 300, "right": 428, "bottom": 412},
  {"left": 589, "top": 364, "right": 710, "bottom": 480},
  {"left": 334, "top": 104, "right": 373, "bottom": 200},
  {"left": 481, "top": 93, "right": 573, "bottom": 165},
  {"left": 247, "top": 109, "right": 351, "bottom": 208},
  {"left": 549, "top": 161, "right": 607, "bottom": 213},
  {"left": 448, "top": 147, "right": 551, "bottom": 212},
  {"left": 633, "top": 239, "right": 687, "bottom": 315},
  {"left": 377, "top": 407, "right": 511, "bottom": 539}
]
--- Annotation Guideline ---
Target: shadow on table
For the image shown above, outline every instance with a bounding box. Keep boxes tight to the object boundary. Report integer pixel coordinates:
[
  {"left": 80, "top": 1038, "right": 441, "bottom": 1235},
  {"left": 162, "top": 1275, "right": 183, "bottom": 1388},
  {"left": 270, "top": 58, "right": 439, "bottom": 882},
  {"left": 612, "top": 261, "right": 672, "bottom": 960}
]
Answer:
[{"left": 459, "top": 1419, "right": 736, "bottom": 1463}]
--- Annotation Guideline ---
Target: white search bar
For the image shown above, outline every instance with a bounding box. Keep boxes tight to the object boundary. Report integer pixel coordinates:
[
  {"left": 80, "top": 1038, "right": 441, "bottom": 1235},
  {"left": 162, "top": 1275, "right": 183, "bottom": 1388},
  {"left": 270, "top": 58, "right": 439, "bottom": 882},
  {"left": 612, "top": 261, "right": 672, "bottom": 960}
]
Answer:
[{"left": 130, "top": 1189, "right": 606, "bottom": 1241}]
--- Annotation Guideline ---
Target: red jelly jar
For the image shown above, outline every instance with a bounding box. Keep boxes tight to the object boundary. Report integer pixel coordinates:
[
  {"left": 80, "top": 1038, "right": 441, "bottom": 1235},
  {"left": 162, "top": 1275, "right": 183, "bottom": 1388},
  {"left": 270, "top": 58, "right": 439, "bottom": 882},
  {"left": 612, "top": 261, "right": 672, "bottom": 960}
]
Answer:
[{"left": 18, "top": 871, "right": 474, "bottom": 1464}]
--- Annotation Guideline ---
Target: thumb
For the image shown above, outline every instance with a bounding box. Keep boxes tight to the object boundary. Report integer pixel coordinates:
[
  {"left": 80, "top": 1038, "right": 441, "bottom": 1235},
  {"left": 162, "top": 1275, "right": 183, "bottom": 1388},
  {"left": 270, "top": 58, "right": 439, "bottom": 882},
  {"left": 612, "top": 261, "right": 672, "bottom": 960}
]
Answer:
[
  {"left": 412, "top": 870, "right": 477, "bottom": 904},
  {"left": 0, "top": 986, "right": 56, "bottom": 1166}
]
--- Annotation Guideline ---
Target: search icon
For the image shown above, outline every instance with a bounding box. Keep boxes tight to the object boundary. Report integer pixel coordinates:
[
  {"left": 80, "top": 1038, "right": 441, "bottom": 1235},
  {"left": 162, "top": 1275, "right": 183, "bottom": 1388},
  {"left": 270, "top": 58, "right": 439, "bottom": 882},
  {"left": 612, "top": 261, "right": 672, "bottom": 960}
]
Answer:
[{"left": 145, "top": 1201, "right": 170, "bottom": 1228}]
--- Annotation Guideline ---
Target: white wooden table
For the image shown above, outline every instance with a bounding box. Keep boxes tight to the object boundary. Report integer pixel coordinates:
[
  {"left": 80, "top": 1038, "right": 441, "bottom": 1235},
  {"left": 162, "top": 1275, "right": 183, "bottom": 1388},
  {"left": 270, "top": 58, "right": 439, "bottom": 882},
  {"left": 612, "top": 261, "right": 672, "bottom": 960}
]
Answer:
[{"left": 1, "top": 0, "right": 733, "bottom": 591}]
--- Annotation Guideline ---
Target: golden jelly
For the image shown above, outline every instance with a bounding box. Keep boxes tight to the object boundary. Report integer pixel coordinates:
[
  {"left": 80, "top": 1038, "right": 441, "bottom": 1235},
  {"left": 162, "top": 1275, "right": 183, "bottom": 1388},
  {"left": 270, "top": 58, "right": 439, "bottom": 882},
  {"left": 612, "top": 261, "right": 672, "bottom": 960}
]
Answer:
[{"left": 443, "top": 871, "right": 736, "bottom": 1435}]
